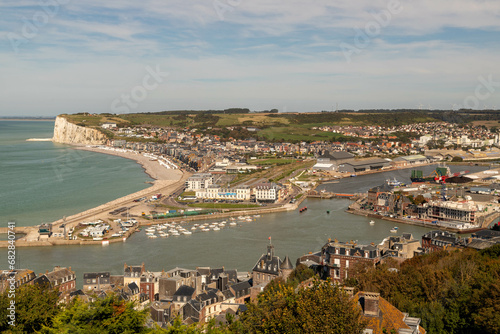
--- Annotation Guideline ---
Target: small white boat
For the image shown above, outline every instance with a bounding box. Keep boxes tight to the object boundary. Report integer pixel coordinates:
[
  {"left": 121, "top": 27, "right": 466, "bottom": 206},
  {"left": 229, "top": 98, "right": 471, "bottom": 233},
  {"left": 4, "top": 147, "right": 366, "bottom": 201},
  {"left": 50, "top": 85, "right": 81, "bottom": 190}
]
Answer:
[
  {"left": 369, "top": 220, "right": 375, "bottom": 225},
  {"left": 148, "top": 235, "right": 158, "bottom": 239},
  {"left": 93, "top": 237, "right": 103, "bottom": 241},
  {"left": 390, "top": 227, "right": 398, "bottom": 233},
  {"left": 111, "top": 233, "right": 121, "bottom": 237},
  {"left": 145, "top": 227, "right": 156, "bottom": 233},
  {"left": 182, "top": 231, "right": 192, "bottom": 235},
  {"left": 229, "top": 222, "right": 237, "bottom": 226},
  {"left": 146, "top": 232, "right": 155, "bottom": 236},
  {"left": 213, "top": 227, "right": 220, "bottom": 231},
  {"left": 158, "top": 232, "right": 168, "bottom": 237},
  {"left": 191, "top": 226, "right": 197, "bottom": 230},
  {"left": 171, "top": 232, "right": 180, "bottom": 236},
  {"left": 202, "top": 228, "right": 210, "bottom": 232}
]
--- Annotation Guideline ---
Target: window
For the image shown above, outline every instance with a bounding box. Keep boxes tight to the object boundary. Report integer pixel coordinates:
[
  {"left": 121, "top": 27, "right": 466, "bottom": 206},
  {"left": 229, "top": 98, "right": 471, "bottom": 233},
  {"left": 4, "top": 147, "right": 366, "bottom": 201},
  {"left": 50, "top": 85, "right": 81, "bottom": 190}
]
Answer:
[
  {"left": 334, "top": 269, "right": 340, "bottom": 279},
  {"left": 346, "top": 260, "right": 350, "bottom": 268},
  {"left": 334, "top": 258, "right": 340, "bottom": 266}
]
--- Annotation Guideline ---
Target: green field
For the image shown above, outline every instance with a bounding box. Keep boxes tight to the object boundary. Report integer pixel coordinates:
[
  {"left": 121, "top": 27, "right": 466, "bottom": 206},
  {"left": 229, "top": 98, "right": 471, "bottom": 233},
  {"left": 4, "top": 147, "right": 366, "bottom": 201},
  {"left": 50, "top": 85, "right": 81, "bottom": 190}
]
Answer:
[{"left": 248, "top": 158, "right": 296, "bottom": 165}]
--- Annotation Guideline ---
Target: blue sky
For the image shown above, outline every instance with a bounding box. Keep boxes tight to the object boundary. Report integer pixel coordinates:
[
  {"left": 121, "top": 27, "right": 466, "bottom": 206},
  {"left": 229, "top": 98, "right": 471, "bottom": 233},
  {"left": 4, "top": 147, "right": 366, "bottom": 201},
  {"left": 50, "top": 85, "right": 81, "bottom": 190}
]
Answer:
[{"left": 1, "top": 0, "right": 499, "bottom": 116}]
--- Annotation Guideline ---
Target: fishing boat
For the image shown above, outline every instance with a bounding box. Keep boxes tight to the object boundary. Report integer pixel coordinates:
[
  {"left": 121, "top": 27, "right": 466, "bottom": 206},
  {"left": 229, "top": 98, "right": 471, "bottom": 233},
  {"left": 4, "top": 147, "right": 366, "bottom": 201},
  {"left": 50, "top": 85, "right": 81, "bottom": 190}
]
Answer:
[
  {"left": 390, "top": 227, "right": 398, "bottom": 233},
  {"left": 386, "top": 178, "right": 404, "bottom": 187}
]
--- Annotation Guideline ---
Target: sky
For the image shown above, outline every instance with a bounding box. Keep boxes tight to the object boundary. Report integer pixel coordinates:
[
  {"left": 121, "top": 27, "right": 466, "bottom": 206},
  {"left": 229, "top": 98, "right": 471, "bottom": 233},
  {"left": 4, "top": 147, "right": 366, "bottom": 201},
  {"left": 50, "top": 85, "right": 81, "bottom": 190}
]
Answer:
[{"left": 0, "top": 0, "right": 500, "bottom": 117}]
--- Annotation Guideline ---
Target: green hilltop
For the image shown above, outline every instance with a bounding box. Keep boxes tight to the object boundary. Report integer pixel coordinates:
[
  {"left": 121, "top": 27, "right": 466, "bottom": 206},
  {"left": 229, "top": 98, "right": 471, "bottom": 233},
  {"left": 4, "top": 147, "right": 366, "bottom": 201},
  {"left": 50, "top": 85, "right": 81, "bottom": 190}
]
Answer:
[{"left": 61, "top": 109, "right": 500, "bottom": 143}]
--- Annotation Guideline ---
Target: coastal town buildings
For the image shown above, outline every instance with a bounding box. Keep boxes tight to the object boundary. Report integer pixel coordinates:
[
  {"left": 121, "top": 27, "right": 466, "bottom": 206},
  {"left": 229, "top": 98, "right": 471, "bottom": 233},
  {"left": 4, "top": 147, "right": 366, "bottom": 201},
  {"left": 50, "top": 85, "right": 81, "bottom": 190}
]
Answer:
[
  {"left": 34, "top": 266, "right": 76, "bottom": 294},
  {"left": 421, "top": 230, "right": 460, "bottom": 253},
  {"left": 185, "top": 173, "right": 213, "bottom": 190},
  {"left": 83, "top": 272, "right": 111, "bottom": 291},
  {"left": 195, "top": 185, "right": 251, "bottom": 201},
  {"left": 253, "top": 183, "right": 282, "bottom": 203},
  {"left": 320, "top": 239, "right": 381, "bottom": 283},
  {"left": 251, "top": 242, "right": 294, "bottom": 286},
  {"left": 0, "top": 269, "right": 36, "bottom": 293},
  {"left": 124, "top": 263, "right": 146, "bottom": 286},
  {"left": 379, "top": 234, "right": 422, "bottom": 260}
]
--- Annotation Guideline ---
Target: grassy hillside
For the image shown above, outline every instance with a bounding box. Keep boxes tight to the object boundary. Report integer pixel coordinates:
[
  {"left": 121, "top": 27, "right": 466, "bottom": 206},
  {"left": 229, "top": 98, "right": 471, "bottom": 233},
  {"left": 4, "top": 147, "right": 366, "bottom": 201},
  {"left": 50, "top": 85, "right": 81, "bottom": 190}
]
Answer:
[{"left": 62, "top": 110, "right": 445, "bottom": 142}]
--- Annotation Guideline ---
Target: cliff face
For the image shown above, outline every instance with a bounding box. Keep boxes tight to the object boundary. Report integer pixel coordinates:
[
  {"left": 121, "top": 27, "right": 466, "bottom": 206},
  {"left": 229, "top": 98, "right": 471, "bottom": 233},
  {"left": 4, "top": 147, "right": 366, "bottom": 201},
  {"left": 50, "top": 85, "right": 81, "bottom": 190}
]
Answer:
[{"left": 52, "top": 116, "right": 107, "bottom": 145}]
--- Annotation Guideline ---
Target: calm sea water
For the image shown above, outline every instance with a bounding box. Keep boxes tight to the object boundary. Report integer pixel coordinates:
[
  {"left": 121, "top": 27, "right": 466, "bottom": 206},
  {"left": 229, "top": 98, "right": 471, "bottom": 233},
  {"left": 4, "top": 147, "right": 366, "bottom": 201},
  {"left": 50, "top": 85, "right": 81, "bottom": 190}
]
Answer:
[
  {"left": 0, "top": 121, "right": 491, "bottom": 288},
  {"left": 0, "top": 121, "right": 153, "bottom": 227}
]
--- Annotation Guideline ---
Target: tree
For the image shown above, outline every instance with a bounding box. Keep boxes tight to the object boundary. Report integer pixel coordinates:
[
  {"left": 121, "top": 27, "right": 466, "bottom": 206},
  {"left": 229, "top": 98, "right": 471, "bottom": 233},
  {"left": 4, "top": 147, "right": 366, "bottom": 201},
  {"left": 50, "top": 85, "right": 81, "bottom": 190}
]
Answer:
[
  {"left": 0, "top": 284, "right": 60, "bottom": 334},
  {"left": 451, "top": 156, "right": 463, "bottom": 162},
  {"left": 237, "top": 278, "right": 365, "bottom": 333},
  {"left": 40, "top": 295, "right": 149, "bottom": 334},
  {"left": 286, "top": 263, "right": 315, "bottom": 287}
]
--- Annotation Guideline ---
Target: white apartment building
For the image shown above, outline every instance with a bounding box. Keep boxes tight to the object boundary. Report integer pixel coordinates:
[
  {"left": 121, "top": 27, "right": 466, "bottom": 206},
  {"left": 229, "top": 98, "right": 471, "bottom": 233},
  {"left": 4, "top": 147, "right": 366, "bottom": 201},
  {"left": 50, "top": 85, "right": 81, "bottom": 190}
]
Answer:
[
  {"left": 196, "top": 185, "right": 251, "bottom": 201},
  {"left": 253, "top": 183, "right": 281, "bottom": 203},
  {"left": 185, "top": 173, "right": 213, "bottom": 190}
]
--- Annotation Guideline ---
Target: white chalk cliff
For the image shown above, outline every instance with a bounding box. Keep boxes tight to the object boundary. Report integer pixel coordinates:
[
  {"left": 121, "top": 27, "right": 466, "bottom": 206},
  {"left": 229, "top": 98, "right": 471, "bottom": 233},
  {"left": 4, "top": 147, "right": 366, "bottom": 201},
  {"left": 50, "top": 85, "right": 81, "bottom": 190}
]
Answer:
[{"left": 52, "top": 116, "right": 107, "bottom": 145}]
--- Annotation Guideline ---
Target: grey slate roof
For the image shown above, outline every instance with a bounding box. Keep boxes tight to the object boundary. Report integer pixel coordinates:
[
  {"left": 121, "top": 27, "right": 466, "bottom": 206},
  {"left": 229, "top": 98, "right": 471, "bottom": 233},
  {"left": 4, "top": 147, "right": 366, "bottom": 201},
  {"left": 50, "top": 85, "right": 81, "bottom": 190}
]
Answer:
[
  {"left": 280, "top": 256, "right": 294, "bottom": 270},
  {"left": 173, "top": 285, "right": 195, "bottom": 298}
]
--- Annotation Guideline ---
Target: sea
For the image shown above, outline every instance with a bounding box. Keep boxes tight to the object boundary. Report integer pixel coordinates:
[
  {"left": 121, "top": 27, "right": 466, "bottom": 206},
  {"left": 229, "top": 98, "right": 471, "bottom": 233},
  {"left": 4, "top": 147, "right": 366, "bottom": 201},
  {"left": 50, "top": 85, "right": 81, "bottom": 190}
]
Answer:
[
  {"left": 0, "top": 120, "right": 153, "bottom": 228},
  {"left": 0, "top": 120, "right": 493, "bottom": 287}
]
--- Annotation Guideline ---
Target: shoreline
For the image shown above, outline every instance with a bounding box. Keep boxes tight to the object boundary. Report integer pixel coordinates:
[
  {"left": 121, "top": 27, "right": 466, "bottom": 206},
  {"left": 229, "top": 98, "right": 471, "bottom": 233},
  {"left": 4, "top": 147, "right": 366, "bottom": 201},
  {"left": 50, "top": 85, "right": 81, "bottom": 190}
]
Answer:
[
  {"left": 0, "top": 145, "right": 190, "bottom": 247},
  {"left": 75, "top": 145, "right": 182, "bottom": 182}
]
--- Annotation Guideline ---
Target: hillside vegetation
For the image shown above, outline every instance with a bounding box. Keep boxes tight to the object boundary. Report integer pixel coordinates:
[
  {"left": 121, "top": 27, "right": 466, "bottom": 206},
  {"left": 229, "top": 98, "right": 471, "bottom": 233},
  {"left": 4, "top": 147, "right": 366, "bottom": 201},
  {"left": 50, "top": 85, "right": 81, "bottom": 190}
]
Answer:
[
  {"left": 347, "top": 245, "right": 500, "bottom": 334},
  {"left": 63, "top": 109, "right": 500, "bottom": 143}
]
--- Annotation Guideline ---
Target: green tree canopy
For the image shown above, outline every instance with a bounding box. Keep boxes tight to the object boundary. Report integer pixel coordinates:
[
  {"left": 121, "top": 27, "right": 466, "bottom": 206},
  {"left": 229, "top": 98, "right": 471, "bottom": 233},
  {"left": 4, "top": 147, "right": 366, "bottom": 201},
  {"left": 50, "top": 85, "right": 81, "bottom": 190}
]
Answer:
[
  {"left": 235, "top": 278, "right": 365, "bottom": 334},
  {"left": 0, "top": 284, "right": 60, "bottom": 334},
  {"left": 40, "top": 295, "right": 149, "bottom": 334}
]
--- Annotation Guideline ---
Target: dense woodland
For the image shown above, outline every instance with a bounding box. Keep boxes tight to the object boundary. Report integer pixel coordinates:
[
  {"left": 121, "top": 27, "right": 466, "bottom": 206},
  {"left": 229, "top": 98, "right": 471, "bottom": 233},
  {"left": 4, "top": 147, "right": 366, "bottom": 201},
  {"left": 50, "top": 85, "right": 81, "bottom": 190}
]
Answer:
[
  {"left": 347, "top": 245, "right": 500, "bottom": 334},
  {"left": 1, "top": 246, "right": 499, "bottom": 333}
]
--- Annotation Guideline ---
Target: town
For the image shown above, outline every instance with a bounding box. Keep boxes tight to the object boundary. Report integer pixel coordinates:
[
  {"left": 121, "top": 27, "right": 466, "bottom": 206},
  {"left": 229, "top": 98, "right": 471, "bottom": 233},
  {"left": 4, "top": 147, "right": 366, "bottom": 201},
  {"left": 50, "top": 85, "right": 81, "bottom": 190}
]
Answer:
[
  {"left": 3, "top": 224, "right": 500, "bottom": 332},
  {"left": 7, "top": 113, "right": 500, "bottom": 246}
]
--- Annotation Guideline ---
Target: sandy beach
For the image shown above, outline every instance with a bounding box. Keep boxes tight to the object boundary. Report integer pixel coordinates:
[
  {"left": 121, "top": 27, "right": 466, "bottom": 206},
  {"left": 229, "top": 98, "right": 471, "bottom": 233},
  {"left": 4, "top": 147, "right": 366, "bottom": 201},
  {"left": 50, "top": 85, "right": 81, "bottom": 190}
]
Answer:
[{"left": 76, "top": 146, "right": 183, "bottom": 182}]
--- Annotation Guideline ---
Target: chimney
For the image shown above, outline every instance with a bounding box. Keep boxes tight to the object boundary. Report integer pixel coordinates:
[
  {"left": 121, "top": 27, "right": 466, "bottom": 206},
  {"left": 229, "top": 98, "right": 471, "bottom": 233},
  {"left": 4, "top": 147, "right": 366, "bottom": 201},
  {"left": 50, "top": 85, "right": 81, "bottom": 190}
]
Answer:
[
  {"left": 362, "top": 292, "right": 380, "bottom": 316},
  {"left": 46, "top": 270, "right": 49, "bottom": 275},
  {"left": 343, "top": 287, "right": 354, "bottom": 298}
]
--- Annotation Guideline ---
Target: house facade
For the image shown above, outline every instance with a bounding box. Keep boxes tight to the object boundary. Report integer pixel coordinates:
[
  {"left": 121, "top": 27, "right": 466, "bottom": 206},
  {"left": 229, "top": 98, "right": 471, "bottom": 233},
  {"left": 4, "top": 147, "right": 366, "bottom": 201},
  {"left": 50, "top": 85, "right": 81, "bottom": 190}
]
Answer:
[{"left": 320, "top": 239, "right": 381, "bottom": 283}]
